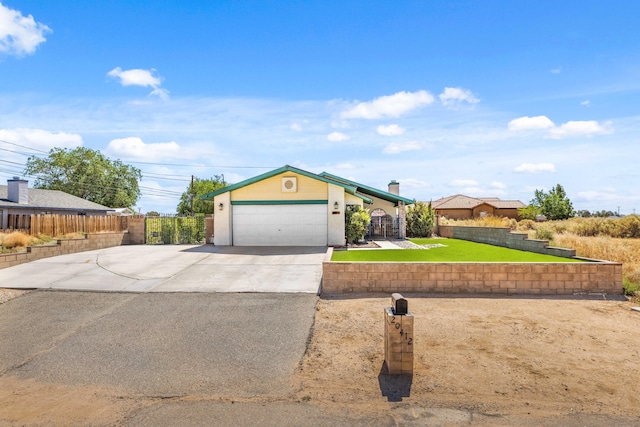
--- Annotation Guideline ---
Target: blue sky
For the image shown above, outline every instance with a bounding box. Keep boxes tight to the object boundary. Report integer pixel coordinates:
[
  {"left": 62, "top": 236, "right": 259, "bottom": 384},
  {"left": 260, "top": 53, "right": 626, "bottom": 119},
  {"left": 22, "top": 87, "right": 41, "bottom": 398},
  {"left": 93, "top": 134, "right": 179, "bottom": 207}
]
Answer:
[{"left": 1, "top": 0, "right": 638, "bottom": 214}]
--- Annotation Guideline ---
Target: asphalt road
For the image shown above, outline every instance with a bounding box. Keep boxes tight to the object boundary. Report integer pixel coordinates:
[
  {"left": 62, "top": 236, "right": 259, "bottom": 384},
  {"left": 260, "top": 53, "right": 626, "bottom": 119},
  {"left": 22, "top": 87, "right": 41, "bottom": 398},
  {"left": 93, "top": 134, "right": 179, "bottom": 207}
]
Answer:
[{"left": 0, "top": 291, "right": 317, "bottom": 398}]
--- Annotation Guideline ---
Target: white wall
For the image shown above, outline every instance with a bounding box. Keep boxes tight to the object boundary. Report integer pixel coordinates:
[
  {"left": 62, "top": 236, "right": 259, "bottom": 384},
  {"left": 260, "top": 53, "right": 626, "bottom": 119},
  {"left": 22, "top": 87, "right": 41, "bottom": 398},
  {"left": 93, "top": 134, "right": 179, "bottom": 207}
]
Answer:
[
  {"left": 327, "top": 183, "right": 346, "bottom": 246},
  {"left": 213, "top": 192, "right": 232, "bottom": 245}
]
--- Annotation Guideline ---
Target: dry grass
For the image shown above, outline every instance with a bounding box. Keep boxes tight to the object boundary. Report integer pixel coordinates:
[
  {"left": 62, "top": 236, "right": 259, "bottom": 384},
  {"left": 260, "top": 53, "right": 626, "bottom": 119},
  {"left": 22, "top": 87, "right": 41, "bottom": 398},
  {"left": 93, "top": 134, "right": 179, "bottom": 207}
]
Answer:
[
  {"left": 440, "top": 216, "right": 640, "bottom": 295},
  {"left": 440, "top": 215, "right": 518, "bottom": 229},
  {"left": 0, "top": 232, "right": 35, "bottom": 250},
  {"left": 552, "top": 234, "right": 640, "bottom": 289}
]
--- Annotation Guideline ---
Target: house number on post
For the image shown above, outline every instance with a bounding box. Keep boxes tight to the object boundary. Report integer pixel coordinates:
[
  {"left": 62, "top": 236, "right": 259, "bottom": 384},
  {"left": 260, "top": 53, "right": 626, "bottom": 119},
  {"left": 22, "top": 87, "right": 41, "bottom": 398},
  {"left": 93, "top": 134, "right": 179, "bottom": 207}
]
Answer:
[{"left": 384, "top": 293, "right": 414, "bottom": 375}]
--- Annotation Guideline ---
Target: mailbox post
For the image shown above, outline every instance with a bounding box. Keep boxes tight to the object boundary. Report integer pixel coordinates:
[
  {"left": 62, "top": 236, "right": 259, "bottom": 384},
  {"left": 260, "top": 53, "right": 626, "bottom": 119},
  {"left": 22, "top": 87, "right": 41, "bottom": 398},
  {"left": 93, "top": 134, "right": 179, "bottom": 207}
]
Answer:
[{"left": 384, "top": 293, "right": 413, "bottom": 375}]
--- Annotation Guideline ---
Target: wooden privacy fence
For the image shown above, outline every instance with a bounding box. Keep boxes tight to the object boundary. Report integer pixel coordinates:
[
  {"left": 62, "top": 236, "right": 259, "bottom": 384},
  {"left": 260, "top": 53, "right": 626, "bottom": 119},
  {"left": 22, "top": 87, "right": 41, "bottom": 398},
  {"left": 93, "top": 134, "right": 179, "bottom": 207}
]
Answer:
[{"left": 6, "top": 214, "right": 128, "bottom": 236}]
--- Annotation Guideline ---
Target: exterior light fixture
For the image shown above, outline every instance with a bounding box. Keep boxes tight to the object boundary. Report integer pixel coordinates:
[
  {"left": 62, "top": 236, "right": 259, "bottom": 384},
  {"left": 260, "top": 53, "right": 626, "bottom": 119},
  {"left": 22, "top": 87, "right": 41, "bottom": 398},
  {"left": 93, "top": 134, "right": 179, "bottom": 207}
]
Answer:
[
  {"left": 218, "top": 203, "right": 224, "bottom": 211},
  {"left": 334, "top": 201, "right": 339, "bottom": 210}
]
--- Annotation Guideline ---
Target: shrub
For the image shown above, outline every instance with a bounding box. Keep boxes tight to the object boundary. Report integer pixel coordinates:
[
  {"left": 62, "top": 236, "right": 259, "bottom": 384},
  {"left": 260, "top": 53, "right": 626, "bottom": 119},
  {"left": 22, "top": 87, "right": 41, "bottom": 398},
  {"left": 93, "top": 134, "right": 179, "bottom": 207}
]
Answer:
[
  {"left": 1, "top": 232, "right": 33, "bottom": 249},
  {"left": 534, "top": 226, "right": 554, "bottom": 241},
  {"left": 612, "top": 215, "right": 640, "bottom": 238},
  {"left": 517, "top": 219, "right": 536, "bottom": 231},
  {"left": 623, "top": 279, "right": 639, "bottom": 297},
  {"left": 345, "top": 206, "right": 371, "bottom": 244},
  {"left": 406, "top": 201, "right": 435, "bottom": 237}
]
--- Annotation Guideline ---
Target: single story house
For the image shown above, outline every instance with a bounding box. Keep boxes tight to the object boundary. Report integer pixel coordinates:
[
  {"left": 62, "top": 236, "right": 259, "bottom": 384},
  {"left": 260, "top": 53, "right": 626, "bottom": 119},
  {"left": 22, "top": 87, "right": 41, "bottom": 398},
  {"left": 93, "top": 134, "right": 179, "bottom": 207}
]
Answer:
[
  {"left": 108, "top": 207, "right": 136, "bottom": 216},
  {"left": 201, "top": 165, "right": 414, "bottom": 246},
  {"left": 431, "top": 194, "right": 526, "bottom": 220},
  {"left": 0, "top": 177, "right": 114, "bottom": 229}
]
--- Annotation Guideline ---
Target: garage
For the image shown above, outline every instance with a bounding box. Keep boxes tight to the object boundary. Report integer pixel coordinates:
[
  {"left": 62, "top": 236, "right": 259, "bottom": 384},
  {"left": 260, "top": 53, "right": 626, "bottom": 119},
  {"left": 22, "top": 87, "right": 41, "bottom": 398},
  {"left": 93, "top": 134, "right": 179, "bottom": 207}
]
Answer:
[{"left": 232, "top": 204, "right": 328, "bottom": 246}]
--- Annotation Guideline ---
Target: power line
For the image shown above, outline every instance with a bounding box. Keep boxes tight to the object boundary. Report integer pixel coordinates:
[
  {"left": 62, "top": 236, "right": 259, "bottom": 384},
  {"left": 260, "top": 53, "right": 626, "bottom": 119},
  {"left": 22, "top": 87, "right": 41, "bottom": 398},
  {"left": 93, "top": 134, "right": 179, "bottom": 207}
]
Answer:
[{"left": 0, "top": 139, "right": 49, "bottom": 154}]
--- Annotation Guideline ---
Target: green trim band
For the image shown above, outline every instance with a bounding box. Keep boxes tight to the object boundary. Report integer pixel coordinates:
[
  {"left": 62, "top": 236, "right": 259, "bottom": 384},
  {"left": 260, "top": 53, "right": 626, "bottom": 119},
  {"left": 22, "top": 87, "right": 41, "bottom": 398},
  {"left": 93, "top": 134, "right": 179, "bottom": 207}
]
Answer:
[{"left": 231, "top": 200, "right": 328, "bottom": 205}]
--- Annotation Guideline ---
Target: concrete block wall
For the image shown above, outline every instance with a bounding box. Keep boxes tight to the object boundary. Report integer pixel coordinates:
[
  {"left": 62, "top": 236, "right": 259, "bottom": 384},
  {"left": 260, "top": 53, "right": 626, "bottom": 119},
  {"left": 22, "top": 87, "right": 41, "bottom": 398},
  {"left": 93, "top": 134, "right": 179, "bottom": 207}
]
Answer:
[
  {"left": 322, "top": 249, "right": 623, "bottom": 295},
  {"left": 126, "top": 216, "right": 146, "bottom": 245},
  {"left": 438, "top": 225, "right": 576, "bottom": 258},
  {"left": 0, "top": 232, "right": 130, "bottom": 270}
]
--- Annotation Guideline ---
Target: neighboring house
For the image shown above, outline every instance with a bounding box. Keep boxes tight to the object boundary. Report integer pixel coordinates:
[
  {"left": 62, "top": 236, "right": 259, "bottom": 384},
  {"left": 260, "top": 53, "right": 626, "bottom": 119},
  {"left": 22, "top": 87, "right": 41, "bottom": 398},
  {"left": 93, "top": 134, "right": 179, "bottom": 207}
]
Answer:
[
  {"left": 431, "top": 194, "right": 526, "bottom": 220},
  {"left": 201, "top": 165, "right": 413, "bottom": 246},
  {"left": 0, "top": 177, "right": 114, "bottom": 229},
  {"left": 108, "top": 207, "right": 136, "bottom": 216}
]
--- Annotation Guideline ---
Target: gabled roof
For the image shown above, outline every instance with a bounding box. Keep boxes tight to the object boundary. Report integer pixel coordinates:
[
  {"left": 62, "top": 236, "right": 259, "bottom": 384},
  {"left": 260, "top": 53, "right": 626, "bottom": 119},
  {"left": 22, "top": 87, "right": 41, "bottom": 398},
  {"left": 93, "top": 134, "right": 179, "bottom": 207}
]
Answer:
[
  {"left": 431, "top": 194, "right": 525, "bottom": 210},
  {"left": 0, "top": 186, "right": 113, "bottom": 212},
  {"left": 200, "top": 165, "right": 374, "bottom": 203},
  {"left": 318, "top": 172, "right": 414, "bottom": 206}
]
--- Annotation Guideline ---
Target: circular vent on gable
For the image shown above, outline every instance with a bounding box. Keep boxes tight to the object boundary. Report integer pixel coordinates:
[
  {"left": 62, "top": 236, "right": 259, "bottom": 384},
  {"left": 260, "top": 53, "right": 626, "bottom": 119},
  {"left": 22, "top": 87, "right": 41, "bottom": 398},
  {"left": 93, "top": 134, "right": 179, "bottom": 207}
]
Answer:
[{"left": 282, "top": 177, "right": 297, "bottom": 192}]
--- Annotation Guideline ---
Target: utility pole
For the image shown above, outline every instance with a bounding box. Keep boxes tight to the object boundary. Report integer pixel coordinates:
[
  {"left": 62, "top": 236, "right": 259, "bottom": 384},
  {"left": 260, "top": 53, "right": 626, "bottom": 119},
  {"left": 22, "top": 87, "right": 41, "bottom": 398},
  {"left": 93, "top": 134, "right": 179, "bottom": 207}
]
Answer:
[{"left": 190, "top": 175, "right": 194, "bottom": 216}]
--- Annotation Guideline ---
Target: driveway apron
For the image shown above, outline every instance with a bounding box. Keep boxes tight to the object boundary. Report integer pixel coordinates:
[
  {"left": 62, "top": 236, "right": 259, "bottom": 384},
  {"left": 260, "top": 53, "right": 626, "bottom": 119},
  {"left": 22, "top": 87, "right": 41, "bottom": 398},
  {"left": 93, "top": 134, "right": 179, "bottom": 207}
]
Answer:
[{"left": 0, "top": 245, "right": 327, "bottom": 293}]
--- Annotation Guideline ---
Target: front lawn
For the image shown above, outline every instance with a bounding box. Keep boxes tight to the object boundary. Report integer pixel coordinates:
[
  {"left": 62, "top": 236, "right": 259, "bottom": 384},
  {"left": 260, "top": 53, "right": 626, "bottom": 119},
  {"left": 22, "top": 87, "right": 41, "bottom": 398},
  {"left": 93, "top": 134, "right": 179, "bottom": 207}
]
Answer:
[{"left": 331, "top": 238, "right": 581, "bottom": 262}]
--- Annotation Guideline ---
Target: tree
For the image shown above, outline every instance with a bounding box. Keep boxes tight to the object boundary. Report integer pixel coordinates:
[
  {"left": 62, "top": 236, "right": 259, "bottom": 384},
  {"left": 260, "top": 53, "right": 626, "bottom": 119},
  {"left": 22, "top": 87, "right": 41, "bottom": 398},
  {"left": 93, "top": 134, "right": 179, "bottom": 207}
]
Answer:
[
  {"left": 518, "top": 204, "right": 541, "bottom": 221},
  {"left": 177, "top": 176, "right": 227, "bottom": 215},
  {"left": 345, "top": 205, "right": 371, "bottom": 244},
  {"left": 529, "top": 184, "right": 575, "bottom": 220},
  {"left": 406, "top": 201, "right": 435, "bottom": 237},
  {"left": 24, "top": 147, "right": 141, "bottom": 208},
  {"left": 575, "top": 209, "right": 592, "bottom": 218}
]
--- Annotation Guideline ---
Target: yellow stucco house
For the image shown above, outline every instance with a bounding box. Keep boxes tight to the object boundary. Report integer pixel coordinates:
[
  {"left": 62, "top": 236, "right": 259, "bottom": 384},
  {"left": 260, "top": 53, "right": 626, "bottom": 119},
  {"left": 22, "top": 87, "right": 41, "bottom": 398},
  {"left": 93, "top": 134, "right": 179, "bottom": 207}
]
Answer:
[{"left": 201, "top": 165, "right": 413, "bottom": 246}]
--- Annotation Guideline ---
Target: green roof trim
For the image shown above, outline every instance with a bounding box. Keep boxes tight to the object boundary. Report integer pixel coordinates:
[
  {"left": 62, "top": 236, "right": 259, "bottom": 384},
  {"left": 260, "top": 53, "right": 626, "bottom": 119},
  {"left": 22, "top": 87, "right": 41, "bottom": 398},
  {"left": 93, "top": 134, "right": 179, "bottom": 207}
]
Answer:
[
  {"left": 231, "top": 200, "right": 328, "bottom": 205},
  {"left": 318, "top": 172, "right": 414, "bottom": 206},
  {"left": 200, "top": 165, "right": 372, "bottom": 203}
]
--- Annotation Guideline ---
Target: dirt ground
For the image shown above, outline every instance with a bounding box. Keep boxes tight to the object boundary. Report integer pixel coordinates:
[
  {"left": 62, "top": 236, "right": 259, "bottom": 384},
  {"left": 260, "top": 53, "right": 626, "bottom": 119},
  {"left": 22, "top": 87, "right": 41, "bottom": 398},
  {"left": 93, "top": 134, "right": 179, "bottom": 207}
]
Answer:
[
  {"left": 1, "top": 290, "right": 639, "bottom": 425},
  {"left": 293, "top": 295, "right": 640, "bottom": 421}
]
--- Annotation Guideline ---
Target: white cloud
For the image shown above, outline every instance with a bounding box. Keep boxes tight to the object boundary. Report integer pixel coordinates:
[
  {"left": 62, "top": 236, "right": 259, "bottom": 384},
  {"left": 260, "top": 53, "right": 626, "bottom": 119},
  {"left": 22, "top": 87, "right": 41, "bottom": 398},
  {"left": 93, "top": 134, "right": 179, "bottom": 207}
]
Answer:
[
  {"left": 376, "top": 124, "right": 405, "bottom": 136},
  {"left": 105, "top": 137, "right": 181, "bottom": 161},
  {"left": 107, "top": 67, "right": 169, "bottom": 99},
  {"left": 150, "top": 88, "right": 170, "bottom": 101},
  {"left": 574, "top": 190, "right": 619, "bottom": 202},
  {"left": 341, "top": 90, "right": 435, "bottom": 119},
  {"left": 0, "top": 128, "right": 82, "bottom": 150},
  {"left": 327, "top": 131, "right": 349, "bottom": 142},
  {"left": 449, "top": 179, "right": 479, "bottom": 187},
  {"left": 550, "top": 67, "right": 562, "bottom": 74},
  {"left": 439, "top": 87, "right": 480, "bottom": 107},
  {"left": 508, "top": 116, "right": 611, "bottom": 139},
  {"left": 513, "top": 163, "right": 556, "bottom": 173},
  {"left": 508, "top": 115, "right": 555, "bottom": 132},
  {"left": 547, "top": 120, "right": 610, "bottom": 139},
  {"left": 490, "top": 181, "right": 506, "bottom": 189},
  {"left": 399, "top": 178, "right": 431, "bottom": 189},
  {"left": 0, "top": 3, "right": 51, "bottom": 56},
  {"left": 383, "top": 141, "right": 422, "bottom": 154},
  {"left": 333, "top": 162, "right": 356, "bottom": 170},
  {"left": 290, "top": 123, "right": 303, "bottom": 131},
  {"left": 581, "top": 100, "right": 591, "bottom": 107}
]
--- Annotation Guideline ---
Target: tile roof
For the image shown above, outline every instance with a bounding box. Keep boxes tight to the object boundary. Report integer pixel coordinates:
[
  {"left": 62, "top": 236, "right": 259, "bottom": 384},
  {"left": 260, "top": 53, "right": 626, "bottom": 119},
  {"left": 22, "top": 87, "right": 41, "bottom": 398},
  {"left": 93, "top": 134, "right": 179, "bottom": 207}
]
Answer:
[
  {"left": 0, "top": 185, "right": 113, "bottom": 212},
  {"left": 431, "top": 194, "right": 525, "bottom": 210}
]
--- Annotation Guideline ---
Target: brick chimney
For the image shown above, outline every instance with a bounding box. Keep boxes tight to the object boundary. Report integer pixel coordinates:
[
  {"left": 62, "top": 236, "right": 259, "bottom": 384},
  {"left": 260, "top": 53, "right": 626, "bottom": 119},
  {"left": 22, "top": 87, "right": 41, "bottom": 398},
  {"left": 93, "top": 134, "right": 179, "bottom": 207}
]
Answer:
[
  {"left": 7, "top": 177, "right": 29, "bottom": 204},
  {"left": 388, "top": 180, "right": 399, "bottom": 195}
]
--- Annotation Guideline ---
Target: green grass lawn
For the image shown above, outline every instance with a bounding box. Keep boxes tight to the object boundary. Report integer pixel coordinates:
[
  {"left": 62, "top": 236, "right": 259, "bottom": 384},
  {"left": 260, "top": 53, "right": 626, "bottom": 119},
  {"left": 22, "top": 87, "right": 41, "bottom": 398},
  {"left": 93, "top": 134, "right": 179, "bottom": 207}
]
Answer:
[{"left": 331, "top": 238, "right": 581, "bottom": 262}]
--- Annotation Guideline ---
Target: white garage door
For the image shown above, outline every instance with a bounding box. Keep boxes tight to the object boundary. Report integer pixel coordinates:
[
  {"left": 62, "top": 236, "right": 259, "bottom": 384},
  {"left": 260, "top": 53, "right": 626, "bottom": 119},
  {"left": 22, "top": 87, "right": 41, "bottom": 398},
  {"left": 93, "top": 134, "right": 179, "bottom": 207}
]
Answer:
[{"left": 232, "top": 204, "right": 328, "bottom": 246}]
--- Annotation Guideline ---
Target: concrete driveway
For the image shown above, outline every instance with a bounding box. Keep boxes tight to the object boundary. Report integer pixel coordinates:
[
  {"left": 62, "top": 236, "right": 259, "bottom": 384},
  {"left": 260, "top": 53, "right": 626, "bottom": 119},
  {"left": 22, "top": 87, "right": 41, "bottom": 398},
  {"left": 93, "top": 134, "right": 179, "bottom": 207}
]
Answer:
[{"left": 0, "top": 245, "right": 327, "bottom": 293}]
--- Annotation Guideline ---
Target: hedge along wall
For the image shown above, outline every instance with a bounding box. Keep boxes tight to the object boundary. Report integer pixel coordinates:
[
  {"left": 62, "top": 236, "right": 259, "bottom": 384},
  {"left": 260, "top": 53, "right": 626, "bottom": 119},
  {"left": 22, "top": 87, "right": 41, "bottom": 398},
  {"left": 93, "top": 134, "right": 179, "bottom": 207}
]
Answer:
[
  {"left": 0, "top": 232, "right": 130, "bottom": 271},
  {"left": 322, "top": 248, "right": 623, "bottom": 296},
  {"left": 438, "top": 225, "right": 576, "bottom": 258}
]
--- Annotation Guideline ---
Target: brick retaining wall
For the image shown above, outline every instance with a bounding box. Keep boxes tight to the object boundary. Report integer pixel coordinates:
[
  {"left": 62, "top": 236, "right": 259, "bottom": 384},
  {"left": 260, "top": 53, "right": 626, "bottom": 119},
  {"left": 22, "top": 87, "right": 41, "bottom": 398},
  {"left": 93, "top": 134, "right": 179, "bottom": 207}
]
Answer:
[
  {"left": 0, "top": 232, "right": 130, "bottom": 270},
  {"left": 437, "top": 225, "right": 576, "bottom": 258},
  {"left": 322, "top": 248, "right": 623, "bottom": 296}
]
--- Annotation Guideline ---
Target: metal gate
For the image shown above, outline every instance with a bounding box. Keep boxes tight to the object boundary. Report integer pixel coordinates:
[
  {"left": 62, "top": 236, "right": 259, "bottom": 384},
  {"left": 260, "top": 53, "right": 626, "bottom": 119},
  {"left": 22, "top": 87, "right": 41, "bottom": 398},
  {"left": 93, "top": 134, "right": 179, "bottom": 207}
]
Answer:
[
  {"left": 367, "top": 215, "right": 401, "bottom": 239},
  {"left": 145, "top": 215, "right": 205, "bottom": 244}
]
